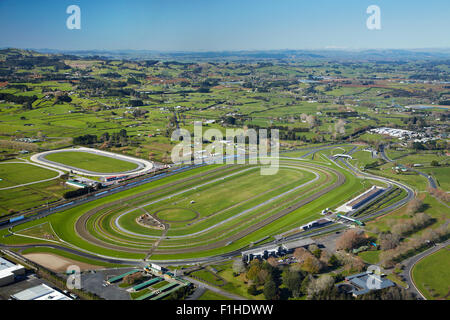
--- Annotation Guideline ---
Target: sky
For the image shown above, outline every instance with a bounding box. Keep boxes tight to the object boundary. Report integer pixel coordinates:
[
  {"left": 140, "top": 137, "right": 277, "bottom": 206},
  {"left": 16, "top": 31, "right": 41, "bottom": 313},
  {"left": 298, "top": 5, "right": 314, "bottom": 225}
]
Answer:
[{"left": 0, "top": 0, "right": 449, "bottom": 51}]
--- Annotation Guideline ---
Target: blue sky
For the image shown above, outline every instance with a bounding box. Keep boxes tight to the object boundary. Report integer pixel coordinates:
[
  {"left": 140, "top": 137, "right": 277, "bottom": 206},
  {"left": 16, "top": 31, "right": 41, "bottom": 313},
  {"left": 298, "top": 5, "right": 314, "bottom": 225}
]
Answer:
[{"left": 0, "top": 0, "right": 449, "bottom": 51}]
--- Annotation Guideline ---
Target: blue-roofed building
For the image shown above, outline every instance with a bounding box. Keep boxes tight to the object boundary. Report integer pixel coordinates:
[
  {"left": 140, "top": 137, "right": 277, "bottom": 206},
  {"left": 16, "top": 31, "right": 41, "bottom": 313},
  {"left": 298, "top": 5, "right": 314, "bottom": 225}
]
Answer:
[{"left": 343, "top": 271, "right": 395, "bottom": 297}]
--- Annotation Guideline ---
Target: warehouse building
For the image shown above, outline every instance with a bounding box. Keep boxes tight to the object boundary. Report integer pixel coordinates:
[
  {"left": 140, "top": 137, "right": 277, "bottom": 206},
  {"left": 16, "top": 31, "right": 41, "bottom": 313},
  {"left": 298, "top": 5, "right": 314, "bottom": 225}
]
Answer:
[
  {"left": 0, "top": 257, "right": 25, "bottom": 286},
  {"left": 10, "top": 284, "right": 72, "bottom": 300}
]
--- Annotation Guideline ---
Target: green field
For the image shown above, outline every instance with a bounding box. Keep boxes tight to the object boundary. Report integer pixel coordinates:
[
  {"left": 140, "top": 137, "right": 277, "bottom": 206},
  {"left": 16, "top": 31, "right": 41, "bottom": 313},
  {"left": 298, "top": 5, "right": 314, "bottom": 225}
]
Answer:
[
  {"left": 198, "top": 290, "right": 232, "bottom": 300},
  {"left": 156, "top": 208, "right": 198, "bottom": 222},
  {"left": 44, "top": 151, "right": 138, "bottom": 173},
  {"left": 0, "top": 162, "right": 58, "bottom": 188},
  {"left": 412, "top": 248, "right": 450, "bottom": 300}
]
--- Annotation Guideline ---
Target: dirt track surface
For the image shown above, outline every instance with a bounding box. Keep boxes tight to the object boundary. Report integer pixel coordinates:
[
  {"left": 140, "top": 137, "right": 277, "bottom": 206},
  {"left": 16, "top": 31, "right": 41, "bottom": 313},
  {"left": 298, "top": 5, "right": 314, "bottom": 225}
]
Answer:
[{"left": 24, "top": 253, "right": 103, "bottom": 272}]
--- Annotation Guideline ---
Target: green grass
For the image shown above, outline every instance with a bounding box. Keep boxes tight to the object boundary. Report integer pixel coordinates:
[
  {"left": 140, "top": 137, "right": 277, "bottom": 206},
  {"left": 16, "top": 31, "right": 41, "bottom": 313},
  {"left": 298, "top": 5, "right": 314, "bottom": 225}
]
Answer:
[
  {"left": 130, "top": 289, "right": 151, "bottom": 300},
  {"left": 198, "top": 290, "right": 232, "bottom": 300},
  {"left": 156, "top": 208, "right": 198, "bottom": 222},
  {"left": 0, "top": 162, "right": 58, "bottom": 188},
  {"left": 44, "top": 151, "right": 138, "bottom": 173},
  {"left": 358, "top": 250, "right": 381, "bottom": 264},
  {"left": 0, "top": 179, "right": 68, "bottom": 217},
  {"left": 412, "top": 247, "right": 450, "bottom": 300},
  {"left": 190, "top": 269, "right": 224, "bottom": 286},
  {"left": 421, "top": 166, "right": 450, "bottom": 190},
  {"left": 151, "top": 280, "right": 169, "bottom": 289}
]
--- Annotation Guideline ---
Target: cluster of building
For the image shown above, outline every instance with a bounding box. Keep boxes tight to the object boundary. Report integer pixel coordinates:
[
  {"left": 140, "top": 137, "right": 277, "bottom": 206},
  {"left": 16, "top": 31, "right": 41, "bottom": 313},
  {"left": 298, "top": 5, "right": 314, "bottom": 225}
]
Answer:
[
  {"left": 369, "top": 127, "right": 439, "bottom": 143},
  {"left": 0, "top": 256, "right": 72, "bottom": 300},
  {"left": 369, "top": 127, "right": 415, "bottom": 139},
  {"left": 241, "top": 238, "right": 315, "bottom": 262},
  {"left": 14, "top": 137, "right": 41, "bottom": 143}
]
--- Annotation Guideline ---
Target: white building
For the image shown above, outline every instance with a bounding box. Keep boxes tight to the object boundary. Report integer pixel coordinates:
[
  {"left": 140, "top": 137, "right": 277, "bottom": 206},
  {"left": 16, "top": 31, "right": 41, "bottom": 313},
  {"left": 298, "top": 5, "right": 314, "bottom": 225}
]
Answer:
[
  {"left": 11, "top": 284, "right": 72, "bottom": 300},
  {"left": 0, "top": 257, "right": 26, "bottom": 286}
]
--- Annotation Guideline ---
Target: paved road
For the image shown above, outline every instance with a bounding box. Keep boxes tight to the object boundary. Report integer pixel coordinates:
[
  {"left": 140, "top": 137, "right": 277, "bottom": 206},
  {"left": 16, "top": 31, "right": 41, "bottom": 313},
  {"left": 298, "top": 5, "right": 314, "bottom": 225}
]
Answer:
[{"left": 401, "top": 239, "right": 450, "bottom": 300}]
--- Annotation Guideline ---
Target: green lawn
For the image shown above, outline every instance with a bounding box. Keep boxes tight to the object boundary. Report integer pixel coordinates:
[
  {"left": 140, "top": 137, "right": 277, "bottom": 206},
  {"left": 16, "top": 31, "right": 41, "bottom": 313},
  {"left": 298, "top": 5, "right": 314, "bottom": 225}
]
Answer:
[
  {"left": 157, "top": 208, "right": 198, "bottom": 222},
  {"left": 44, "top": 151, "right": 138, "bottom": 173},
  {"left": 190, "top": 269, "right": 224, "bottom": 286},
  {"left": 0, "top": 162, "right": 58, "bottom": 188},
  {"left": 198, "top": 290, "right": 232, "bottom": 300},
  {"left": 358, "top": 250, "right": 381, "bottom": 264},
  {"left": 412, "top": 247, "right": 450, "bottom": 300}
]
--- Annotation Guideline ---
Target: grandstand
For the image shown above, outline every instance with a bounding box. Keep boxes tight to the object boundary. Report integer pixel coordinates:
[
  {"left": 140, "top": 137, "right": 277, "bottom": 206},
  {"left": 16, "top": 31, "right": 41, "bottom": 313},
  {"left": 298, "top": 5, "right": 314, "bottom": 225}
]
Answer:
[{"left": 338, "top": 186, "right": 385, "bottom": 213}]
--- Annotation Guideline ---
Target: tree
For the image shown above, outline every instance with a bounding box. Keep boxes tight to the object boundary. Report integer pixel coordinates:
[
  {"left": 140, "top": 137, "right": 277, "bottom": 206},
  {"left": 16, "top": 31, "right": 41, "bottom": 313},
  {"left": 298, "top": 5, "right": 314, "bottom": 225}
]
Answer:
[
  {"left": 267, "top": 256, "right": 279, "bottom": 268},
  {"left": 406, "top": 198, "right": 423, "bottom": 215},
  {"left": 307, "top": 275, "right": 335, "bottom": 299},
  {"left": 430, "top": 160, "right": 440, "bottom": 167},
  {"left": 379, "top": 232, "right": 400, "bottom": 250},
  {"left": 335, "top": 119, "right": 346, "bottom": 135},
  {"left": 247, "top": 285, "right": 258, "bottom": 296},
  {"left": 282, "top": 270, "right": 304, "bottom": 298},
  {"left": 301, "top": 255, "right": 322, "bottom": 274},
  {"left": 293, "top": 247, "right": 311, "bottom": 263},
  {"left": 336, "top": 229, "right": 366, "bottom": 251},
  {"left": 257, "top": 269, "right": 271, "bottom": 285},
  {"left": 306, "top": 115, "right": 317, "bottom": 128},
  {"left": 263, "top": 279, "right": 279, "bottom": 300},
  {"left": 232, "top": 258, "right": 247, "bottom": 274},
  {"left": 246, "top": 260, "right": 262, "bottom": 284},
  {"left": 56, "top": 94, "right": 72, "bottom": 103}
]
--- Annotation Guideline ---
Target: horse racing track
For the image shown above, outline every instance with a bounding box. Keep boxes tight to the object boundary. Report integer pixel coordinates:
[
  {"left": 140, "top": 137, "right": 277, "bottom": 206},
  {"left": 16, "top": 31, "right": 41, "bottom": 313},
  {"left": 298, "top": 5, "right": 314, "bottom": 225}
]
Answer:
[{"left": 2, "top": 158, "right": 363, "bottom": 262}]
